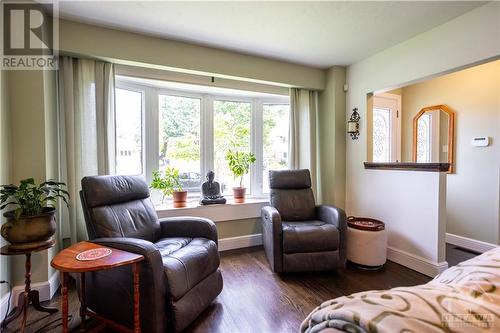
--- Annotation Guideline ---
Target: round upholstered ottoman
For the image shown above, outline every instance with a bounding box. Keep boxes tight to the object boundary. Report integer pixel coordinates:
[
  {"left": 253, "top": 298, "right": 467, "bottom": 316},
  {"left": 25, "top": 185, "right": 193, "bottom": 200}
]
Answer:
[{"left": 346, "top": 216, "right": 387, "bottom": 269}]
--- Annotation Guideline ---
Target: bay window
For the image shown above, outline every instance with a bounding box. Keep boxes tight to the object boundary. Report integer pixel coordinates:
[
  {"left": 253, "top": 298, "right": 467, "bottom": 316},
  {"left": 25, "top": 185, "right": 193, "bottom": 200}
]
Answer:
[{"left": 115, "top": 76, "right": 290, "bottom": 201}]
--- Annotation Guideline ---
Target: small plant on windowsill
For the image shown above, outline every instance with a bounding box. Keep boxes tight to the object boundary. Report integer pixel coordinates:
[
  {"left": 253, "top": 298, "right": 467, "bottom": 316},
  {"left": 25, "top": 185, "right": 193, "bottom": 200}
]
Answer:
[
  {"left": 0, "top": 178, "right": 69, "bottom": 250},
  {"left": 225, "top": 150, "right": 256, "bottom": 203},
  {"left": 150, "top": 167, "right": 187, "bottom": 208}
]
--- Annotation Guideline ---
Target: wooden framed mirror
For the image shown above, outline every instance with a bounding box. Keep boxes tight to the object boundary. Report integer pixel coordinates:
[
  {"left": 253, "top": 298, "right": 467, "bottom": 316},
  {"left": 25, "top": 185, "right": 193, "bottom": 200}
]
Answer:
[{"left": 412, "top": 105, "right": 455, "bottom": 172}]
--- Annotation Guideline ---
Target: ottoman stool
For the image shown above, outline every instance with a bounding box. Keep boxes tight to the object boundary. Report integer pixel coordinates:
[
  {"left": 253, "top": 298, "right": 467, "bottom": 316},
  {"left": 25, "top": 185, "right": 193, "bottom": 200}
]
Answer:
[{"left": 347, "top": 216, "right": 387, "bottom": 269}]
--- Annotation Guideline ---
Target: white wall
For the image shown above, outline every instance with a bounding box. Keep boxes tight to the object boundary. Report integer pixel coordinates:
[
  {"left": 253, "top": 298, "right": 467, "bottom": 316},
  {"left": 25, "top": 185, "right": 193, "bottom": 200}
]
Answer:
[
  {"left": 346, "top": 2, "right": 499, "bottom": 276},
  {"left": 360, "top": 170, "right": 448, "bottom": 275}
]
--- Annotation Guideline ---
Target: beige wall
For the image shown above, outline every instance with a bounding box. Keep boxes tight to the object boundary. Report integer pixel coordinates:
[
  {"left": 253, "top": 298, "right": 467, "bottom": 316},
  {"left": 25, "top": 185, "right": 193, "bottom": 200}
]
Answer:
[
  {"left": 346, "top": 1, "right": 499, "bottom": 272},
  {"left": 6, "top": 70, "right": 59, "bottom": 286},
  {"left": 0, "top": 70, "right": 10, "bottom": 299},
  {"left": 217, "top": 218, "right": 262, "bottom": 239},
  {"left": 59, "top": 19, "right": 325, "bottom": 90},
  {"left": 400, "top": 60, "right": 500, "bottom": 244},
  {"left": 318, "top": 66, "right": 346, "bottom": 207}
]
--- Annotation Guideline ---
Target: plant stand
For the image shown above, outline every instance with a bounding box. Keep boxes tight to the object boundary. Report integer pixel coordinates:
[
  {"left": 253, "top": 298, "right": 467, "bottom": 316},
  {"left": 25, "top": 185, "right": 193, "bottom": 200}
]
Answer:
[{"left": 0, "top": 240, "right": 58, "bottom": 332}]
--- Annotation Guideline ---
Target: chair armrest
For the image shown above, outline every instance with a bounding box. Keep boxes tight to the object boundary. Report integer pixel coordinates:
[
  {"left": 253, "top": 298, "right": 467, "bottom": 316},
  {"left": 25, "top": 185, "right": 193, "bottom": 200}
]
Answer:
[
  {"left": 92, "top": 237, "right": 163, "bottom": 271},
  {"left": 261, "top": 206, "right": 283, "bottom": 272},
  {"left": 261, "top": 206, "right": 282, "bottom": 229},
  {"left": 316, "top": 205, "right": 347, "bottom": 265},
  {"left": 92, "top": 237, "right": 159, "bottom": 256},
  {"left": 317, "top": 205, "right": 346, "bottom": 230},
  {"left": 158, "top": 216, "right": 218, "bottom": 245},
  {"left": 89, "top": 237, "right": 166, "bottom": 331}
]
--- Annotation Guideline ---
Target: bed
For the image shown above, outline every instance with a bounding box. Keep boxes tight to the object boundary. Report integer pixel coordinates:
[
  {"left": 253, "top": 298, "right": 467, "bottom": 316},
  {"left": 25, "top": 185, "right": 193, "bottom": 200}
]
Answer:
[{"left": 301, "top": 246, "right": 500, "bottom": 333}]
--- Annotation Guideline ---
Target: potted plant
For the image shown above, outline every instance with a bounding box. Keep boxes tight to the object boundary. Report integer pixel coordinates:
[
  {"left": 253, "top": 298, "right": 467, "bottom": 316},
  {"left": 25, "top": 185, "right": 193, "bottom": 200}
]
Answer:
[
  {"left": 151, "top": 167, "right": 187, "bottom": 208},
  {"left": 226, "top": 150, "right": 256, "bottom": 203},
  {"left": 0, "top": 178, "right": 69, "bottom": 250}
]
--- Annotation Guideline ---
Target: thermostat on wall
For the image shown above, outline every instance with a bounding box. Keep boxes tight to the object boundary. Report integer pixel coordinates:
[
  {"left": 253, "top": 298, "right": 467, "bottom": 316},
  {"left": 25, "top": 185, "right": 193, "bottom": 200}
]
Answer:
[{"left": 471, "top": 137, "right": 490, "bottom": 147}]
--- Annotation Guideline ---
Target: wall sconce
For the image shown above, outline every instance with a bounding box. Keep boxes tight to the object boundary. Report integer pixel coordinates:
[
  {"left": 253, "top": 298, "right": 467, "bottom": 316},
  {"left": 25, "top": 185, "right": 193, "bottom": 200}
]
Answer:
[{"left": 347, "top": 108, "right": 360, "bottom": 140}]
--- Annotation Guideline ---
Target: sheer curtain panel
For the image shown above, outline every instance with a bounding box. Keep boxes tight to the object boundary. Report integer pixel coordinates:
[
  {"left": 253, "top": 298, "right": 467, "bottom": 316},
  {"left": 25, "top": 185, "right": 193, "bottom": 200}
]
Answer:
[
  {"left": 58, "top": 56, "right": 115, "bottom": 242},
  {"left": 289, "top": 88, "right": 320, "bottom": 199}
]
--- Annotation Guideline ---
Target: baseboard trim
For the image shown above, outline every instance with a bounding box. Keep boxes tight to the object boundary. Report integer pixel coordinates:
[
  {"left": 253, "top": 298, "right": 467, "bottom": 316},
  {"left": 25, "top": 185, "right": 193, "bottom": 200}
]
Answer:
[
  {"left": 219, "top": 233, "right": 263, "bottom": 252},
  {"left": 446, "top": 233, "right": 497, "bottom": 253},
  {"left": 387, "top": 246, "right": 448, "bottom": 277}
]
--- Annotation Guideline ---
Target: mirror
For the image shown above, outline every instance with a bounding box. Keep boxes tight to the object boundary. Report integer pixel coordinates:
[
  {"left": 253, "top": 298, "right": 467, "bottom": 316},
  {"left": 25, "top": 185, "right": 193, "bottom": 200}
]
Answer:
[{"left": 412, "top": 105, "right": 455, "bottom": 171}]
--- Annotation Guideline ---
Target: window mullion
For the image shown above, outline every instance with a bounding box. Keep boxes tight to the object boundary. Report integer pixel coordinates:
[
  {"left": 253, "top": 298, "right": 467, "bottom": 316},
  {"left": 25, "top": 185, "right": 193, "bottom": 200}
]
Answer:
[
  {"left": 201, "top": 94, "right": 214, "bottom": 178},
  {"left": 144, "top": 86, "right": 158, "bottom": 184},
  {"left": 252, "top": 99, "right": 264, "bottom": 197}
]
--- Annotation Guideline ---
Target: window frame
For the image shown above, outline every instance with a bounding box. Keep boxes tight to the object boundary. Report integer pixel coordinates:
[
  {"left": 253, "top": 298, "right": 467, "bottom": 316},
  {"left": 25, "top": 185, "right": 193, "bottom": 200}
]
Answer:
[
  {"left": 115, "top": 78, "right": 289, "bottom": 200},
  {"left": 372, "top": 93, "right": 402, "bottom": 162}
]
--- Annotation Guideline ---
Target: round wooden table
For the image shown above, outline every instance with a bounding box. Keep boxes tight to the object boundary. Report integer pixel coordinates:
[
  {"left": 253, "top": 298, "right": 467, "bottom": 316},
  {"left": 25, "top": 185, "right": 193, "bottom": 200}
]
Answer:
[
  {"left": 51, "top": 241, "right": 144, "bottom": 333},
  {"left": 0, "top": 240, "right": 58, "bottom": 332}
]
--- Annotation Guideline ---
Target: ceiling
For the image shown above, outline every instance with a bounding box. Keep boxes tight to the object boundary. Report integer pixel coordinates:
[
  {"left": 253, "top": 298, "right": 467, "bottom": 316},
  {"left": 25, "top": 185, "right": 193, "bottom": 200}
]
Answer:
[{"left": 56, "top": 1, "right": 485, "bottom": 68}]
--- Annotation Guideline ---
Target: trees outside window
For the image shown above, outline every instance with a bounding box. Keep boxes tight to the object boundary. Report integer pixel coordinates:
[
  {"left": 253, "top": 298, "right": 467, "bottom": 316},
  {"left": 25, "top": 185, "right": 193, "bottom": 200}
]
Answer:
[{"left": 159, "top": 95, "right": 201, "bottom": 191}]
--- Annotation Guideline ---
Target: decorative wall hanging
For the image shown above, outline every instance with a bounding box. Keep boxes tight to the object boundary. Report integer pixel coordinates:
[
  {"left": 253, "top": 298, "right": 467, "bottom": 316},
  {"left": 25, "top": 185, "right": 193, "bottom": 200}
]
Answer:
[{"left": 347, "top": 108, "right": 360, "bottom": 140}]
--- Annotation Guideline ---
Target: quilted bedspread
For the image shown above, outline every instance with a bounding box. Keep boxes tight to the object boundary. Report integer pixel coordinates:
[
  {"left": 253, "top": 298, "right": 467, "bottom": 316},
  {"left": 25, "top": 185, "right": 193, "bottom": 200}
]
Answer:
[{"left": 300, "top": 247, "right": 500, "bottom": 333}]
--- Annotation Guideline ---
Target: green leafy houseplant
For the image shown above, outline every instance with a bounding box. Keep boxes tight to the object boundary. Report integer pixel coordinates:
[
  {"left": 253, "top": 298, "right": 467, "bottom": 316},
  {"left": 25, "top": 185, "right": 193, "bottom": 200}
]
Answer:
[
  {"left": 0, "top": 178, "right": 69, "bottom": 250},
  {"left": 225, "top": 150, "right": 256, "bottom": 187},
  {"left": 225, "top": 150, "right": 256, "bottom": 204},
  {"left": 150, "top": 167, "right": 187, "bottom": 207},
  {"left": 0, "top": 178, "right": 69, "bottom": 219}
]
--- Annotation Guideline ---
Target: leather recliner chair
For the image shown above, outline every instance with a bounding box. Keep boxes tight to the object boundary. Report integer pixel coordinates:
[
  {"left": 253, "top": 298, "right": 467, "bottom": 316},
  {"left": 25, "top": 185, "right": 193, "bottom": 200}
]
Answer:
[
  {"left": 261, "top": 169, "right": 347, "bottom": 273},
  {"left": 79, "top": 175, "right": 223, "bottom": 332}
]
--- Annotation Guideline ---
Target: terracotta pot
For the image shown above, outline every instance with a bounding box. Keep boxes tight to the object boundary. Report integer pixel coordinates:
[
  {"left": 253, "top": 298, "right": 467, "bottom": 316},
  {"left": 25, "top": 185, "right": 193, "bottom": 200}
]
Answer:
[
  {"left": 1, "top": 207, "right": 56, "bottom": 250},
  {"left": 172, "top": 191, "right": 188, "bottom": 208},
  {"left": 232, "top": 187, "right": 246, "bottom": 203}
]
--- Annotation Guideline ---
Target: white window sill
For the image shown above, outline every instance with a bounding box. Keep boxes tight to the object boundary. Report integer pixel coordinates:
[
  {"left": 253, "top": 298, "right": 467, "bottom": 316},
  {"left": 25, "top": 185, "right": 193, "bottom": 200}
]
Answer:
[{"left": 156, "top": 198, "right": 269, "bottom": 222}]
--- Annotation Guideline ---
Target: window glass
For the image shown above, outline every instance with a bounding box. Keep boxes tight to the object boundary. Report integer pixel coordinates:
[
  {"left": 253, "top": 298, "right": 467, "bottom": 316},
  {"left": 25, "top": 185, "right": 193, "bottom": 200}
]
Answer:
[
  {"left": 115, "top": 88, "right": 143, "bottom": 175},
  {"left": 372, "top": 107, "right": 391, "bottom": 162},
  {"left": 213, "top": 100, "right": 251, "bottom": 194},
  {"left": 417, "top": 114, "right": 431, "bottom": 163},
  {"left": 263, "top": 104, "right": 290, "bottom": 193},
  {"left": 159, "top": 95, "right": 201, "bottom": 191}
]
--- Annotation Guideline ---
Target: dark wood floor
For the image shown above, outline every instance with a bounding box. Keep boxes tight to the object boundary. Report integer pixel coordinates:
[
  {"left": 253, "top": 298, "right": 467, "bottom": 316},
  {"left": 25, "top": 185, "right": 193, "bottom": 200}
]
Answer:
[{"left": 2, "top": 244, "right": 476, "bottom": 333}]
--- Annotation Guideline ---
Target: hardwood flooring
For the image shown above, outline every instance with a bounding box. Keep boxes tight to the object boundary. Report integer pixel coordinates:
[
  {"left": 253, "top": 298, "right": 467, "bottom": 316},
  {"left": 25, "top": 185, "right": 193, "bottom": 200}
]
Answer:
[
  {"left": 2, "top": 244, "right": 474, "bottom": 333},
  {"left": 445, "top": 242, "right": 478, "bottom": 267}
]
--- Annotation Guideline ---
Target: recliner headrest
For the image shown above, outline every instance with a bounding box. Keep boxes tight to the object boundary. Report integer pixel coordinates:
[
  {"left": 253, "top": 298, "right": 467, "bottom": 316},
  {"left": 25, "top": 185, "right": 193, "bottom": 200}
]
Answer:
[
  {"left": 269, "top": 169, "right": 311, "bottom": 189},
  {"left": 81, "top": 175, "right": 150, "bottom": 208}
]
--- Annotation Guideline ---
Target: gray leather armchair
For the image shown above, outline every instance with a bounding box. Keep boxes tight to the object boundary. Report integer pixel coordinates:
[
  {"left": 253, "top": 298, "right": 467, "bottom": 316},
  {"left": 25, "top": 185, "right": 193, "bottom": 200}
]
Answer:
[
  {"left": 80, "top": 175, "right": 223, "bottom": 332},
  {"left": 261, "top": 169, "right": 347, "bottom": 273}
]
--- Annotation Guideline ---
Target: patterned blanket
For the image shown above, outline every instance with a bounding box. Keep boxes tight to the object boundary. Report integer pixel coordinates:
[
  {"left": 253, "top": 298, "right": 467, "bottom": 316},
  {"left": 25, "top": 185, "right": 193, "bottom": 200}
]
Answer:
[{"left": 301, "top": 247, "right": 500, "bottom": 333}]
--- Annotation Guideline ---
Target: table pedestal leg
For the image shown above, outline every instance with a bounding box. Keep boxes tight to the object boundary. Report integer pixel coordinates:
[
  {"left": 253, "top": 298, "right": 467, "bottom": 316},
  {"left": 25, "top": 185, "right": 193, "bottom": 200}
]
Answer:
[
  {"left": 80, "top": 272, "right": 86, "bottom": 331},
  {"left": 61, "top": 272, "right": 69, "bottom": 333},
  {"left": 1, "top": 252, "right": 58, "bottom": 331},
  {"left": 133, "top": 263, "right": 140, "bottom": 333},
  {"left": 30, "top": 289, "right": 58, "bottom": 313}
]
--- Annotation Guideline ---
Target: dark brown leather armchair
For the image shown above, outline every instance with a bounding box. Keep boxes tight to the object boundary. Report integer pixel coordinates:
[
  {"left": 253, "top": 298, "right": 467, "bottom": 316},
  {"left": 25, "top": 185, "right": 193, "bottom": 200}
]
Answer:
[
  {"left": 261, "top": 169, "right": 347, "bottom": 273},
  {"left": 79, "top": 175, "right": 223, "bottom": 332}
]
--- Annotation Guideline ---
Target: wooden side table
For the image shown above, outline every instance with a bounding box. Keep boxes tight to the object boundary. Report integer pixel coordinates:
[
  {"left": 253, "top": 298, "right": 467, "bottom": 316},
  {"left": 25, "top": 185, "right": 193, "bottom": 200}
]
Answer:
[
  {"left": 51, "top": 241, "right": 144, "bottom": 333},
  {"left": 0, "top": 240, "right": 58, "bottom": 332}
]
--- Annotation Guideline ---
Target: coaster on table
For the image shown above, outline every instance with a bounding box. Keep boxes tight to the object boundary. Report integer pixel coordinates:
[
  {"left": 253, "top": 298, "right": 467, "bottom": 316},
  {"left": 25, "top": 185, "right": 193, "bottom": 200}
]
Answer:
[{"left": 76, "top": 248, "right": 112, "bottom": 261}]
